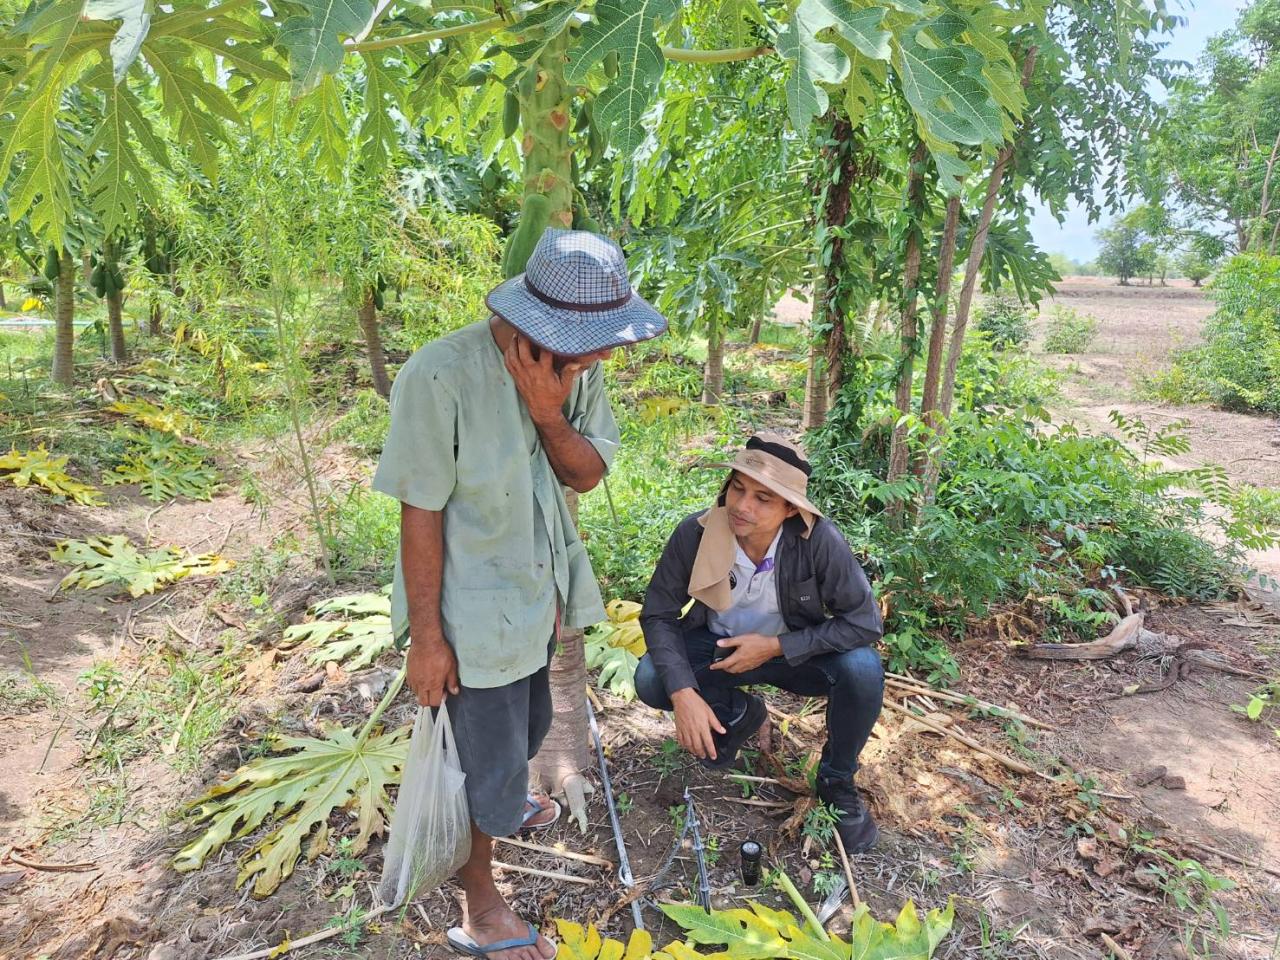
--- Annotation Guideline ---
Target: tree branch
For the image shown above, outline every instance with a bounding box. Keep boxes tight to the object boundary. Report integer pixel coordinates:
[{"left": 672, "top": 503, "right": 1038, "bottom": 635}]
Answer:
[{"left": 346, "top": 15, "right": 504, "bottom": 53}]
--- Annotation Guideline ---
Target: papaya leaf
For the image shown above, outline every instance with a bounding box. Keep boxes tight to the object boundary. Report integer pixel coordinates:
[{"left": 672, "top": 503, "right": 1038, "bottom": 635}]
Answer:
[
  {"left": 277, "top": 0, "right": 375, "bottom": 94},
  {"left": 0, "top": 446, "right": 104, "bottom": 505},
  {"left": 105, "top": 454, "right": 221, "bottom": 502},
  {"left": 584, "top": 639, "right": 638, "bottom": 700},
  {"left": 52, "top": 535, "right": 233, "bottom": 597},
  {"left": 894, "top": 20, "right": 1004, "bottom": 147},
  {"left": 172, "top": 722, "right": 409, "bottom": 897},
  {"left": 565, "top": 0, "right": 678, "bottom": 155},
  {"left": 553, "top": 921, "right": 653, "bottom": 960},
  {"left": 497, "top": 0, "right": 583, "bottom": 69},
  {"left": 282, "top": 587, "right": 394, "bottom": 670},
  {"left": 776, "top": 1, "right": 894, "bottom": 131},
  {"left": 359, "top": 51, "right": 403, "bottom": 173},
  {"left": 106, "top": 398, "right": 200, "bottom": 437}
]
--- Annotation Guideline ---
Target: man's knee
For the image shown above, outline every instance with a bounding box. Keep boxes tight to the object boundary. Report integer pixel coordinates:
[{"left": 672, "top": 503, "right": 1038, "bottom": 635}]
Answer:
[
  {"left": 633, "top": 655, "right": 673, "bottom": 711},
  {"left": 828, "top": 646, "right": 884, "bottom": 696}
]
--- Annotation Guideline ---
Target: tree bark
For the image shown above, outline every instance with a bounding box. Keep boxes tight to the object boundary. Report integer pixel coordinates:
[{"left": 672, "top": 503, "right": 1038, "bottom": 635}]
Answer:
[
  {"left": 749, "top": 313, "right": 763, "bottom": 345},
  {"left": 358, "top": 285, "right": 391, "bottom": 398},
  {"left": 52, "top": 250, "right": 75, "bottom": 387},
  {"left": 885, "top": 141, "right": 929, "bottom": 487},
  {"left": 802, "top": 113, "right": 860, "bottom": 429},
  {"left": 703, "top": 311, "right": 724, "bottom": 404},
  {"left": 923, "top": 46, "right": 1038, "bottom": 505},
  {"left": 104, "top": 239, "right": 127, "bottom": 363},
  {"left": 0, "top": 278, "right": 6, "bottom": 310},
  {"left": 915, "top": 194, "right": 962, "bottom": 477},
  {"left": 522, "top": 31, "right": 593, "bottom": 820},
  {"left": 149, "top": 299, "right": 162, "bottom": 336}
]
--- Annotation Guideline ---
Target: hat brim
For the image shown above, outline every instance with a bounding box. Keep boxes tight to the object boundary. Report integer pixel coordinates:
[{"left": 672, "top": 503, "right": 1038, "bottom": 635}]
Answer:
[
  {"left": 486, "top": 273, "right": 668, "bottom": 356},
  {"left": 708, "top": 461, "right": 824, "bottom": 520}
]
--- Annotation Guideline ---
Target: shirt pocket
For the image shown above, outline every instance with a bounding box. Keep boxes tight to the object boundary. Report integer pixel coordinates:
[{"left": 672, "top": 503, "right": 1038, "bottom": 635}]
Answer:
[
  {"left": 789, "top": 576, "right": 824, "bottom": 623},
  {"left": 441, "top": 586, "right": 533, "bottom": 678}
]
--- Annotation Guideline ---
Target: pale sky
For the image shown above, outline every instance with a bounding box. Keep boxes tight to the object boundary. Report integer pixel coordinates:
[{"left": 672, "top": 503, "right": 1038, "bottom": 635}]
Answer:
[{"left": 1028, "top": 0, "right": 1250, "bottom": 262}]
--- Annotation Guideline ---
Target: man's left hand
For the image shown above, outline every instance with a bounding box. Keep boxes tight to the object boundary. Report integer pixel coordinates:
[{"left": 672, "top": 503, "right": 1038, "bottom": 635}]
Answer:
[
  {"left": 710, "top": 633, "right": 783, "bottom": 674},
  {"left": 505, "top": 332, "right": 588, "bottom": 426}
]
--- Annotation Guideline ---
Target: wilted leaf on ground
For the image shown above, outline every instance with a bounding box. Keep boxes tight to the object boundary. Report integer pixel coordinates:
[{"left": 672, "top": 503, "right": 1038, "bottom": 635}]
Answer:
[
  {"left": 106, "top": 398, "right": 199, "bottom": 437},
  {"left": 281, "top": 586, "right": 393, "bottom": 670},
  {"left": 173, "top": 722, "right": 409, "bottom": 897},
  {"left": 0, "top": 446, "right": 105, "bottom": 505},
  {"left": 106, "top": 454, "right": 221, "bottom": 501},
  {"left": 53, "top": 535, "right": 233, "bottom": 596}
]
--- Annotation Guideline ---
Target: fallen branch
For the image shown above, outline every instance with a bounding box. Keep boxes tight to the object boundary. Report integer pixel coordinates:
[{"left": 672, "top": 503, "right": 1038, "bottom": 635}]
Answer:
[
  {"left": 213, "top": 903, "right": 394, "bottom": 960},
  {"left": 163, "top": 693, "right": 199, "bottom": 756},
  {"left": 493, "top": 836, "right": 613, "bottom": 867},
  {"left": 881, "top": 700, "right": 1050, "bottom": 781},
  {"left": 1100, "top": 933, "right": 1134, "bottom": 960},
  {"left": 720, "top": 797, "right": 792, "bottom": 809},
  {"left": 5, "top": 851, "right": 97, "bottom": 873},
  {"left": 491, "top": 859, "right": 594, "bottom": 885},
  {"left": 831, "top": 830, "right": 862, "bottom": 910},
  {"left": 1019, "top": 612, "right": 1144, "bottom": 660},
  {"left": 883, "top": 676, "right": 1053, "bottom": 729}
]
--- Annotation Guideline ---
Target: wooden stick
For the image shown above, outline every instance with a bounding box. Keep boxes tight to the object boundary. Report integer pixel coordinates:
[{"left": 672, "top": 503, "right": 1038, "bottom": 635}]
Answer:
[
  {"left": 5, "top": 851, "right": 97, "bottom": 873},
  {"left": 831, "top": 830, "right": 862, "bottom": 909},
  {"left": 163, "top": 693, "right": 199, "bottom": 756},
  {"left": 721, "top": 797, "right": 792, "bottom": 809},
  {"left": 725, "top": 774, "right": 781, "bottom": 785},
  {"left": 1185, "top": 839, "right": 1280, "bottom": 881},
  {"left": 881, "top": 700, "right": 1051, "bottom": 781},
  {"left": 883, "top": 676, "right": 1053, "bottom": 729},
  {"left": 491, "top": 859, "right": 594, "bottom": 885},
  {"left": 213, "top": 904, "right": 395, "bottom": 960},
  {"left": 1100, "top": 933, "right": 1134, "bottom": 960},
  {"left": 493, "top": 835, "right": 613, "bottom": 867}
]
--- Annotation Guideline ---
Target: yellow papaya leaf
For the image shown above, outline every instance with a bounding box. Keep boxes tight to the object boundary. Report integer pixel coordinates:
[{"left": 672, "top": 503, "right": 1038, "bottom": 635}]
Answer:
[
  {"left": 21, "top": 297, "right": 43, "bottom": 310},
  {"left": 606, "top": 598, "right": 641, "bottom": 623},
  {"left": 107, "top": 398, "right": 200, "bottom": 437},
  {"left": 267, "top": 934, "right": 291, "bottom": 957},
  {"left": 0, "top": 446, "right": 105, "bottom": 506},
  {"left": 53, "top": 535, "right": 233, "bottom": 597},
  {"left": 554, "top": 923, "right": 654, "bottom": 960},
  {"left": 639, "top": 396, "right": 687, "bottom": 424}
]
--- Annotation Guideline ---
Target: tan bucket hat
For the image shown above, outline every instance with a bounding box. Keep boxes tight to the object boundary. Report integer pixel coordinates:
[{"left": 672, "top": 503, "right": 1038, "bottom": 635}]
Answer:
[{"left": 710, "top": 431, "right": 822, "bottom": 529}]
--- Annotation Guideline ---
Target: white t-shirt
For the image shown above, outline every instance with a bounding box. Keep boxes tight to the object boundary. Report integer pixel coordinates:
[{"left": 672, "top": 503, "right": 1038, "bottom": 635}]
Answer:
[{"left": 707, "top": 529, "right": 788, "bottom": 639}]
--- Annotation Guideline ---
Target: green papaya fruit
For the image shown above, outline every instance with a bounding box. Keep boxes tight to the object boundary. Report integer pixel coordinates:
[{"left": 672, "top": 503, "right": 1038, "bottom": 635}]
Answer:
[
  {"left": 570, "top": 153, "right": 580, "bottom": 185},
  {"left": 375, "top": 273, "right": 387, "bottom": 293},
  {"left": 502, "top": 91, "right": 520, "bottom": 138},
  {"left": 573, "top": 99, "right": 593, "bottom": 132},
  {"left": 101, "top": 269, "right": 116, "bottom": 298},
  {"left": 460, "top": 65, "right": 490, "bottom": 86},
  {"left": 504, "top": 194, "right": 553, "bottom": 279},
  {"left": 90, "top": 264, "right": 105, "bottom": 290},
  {"left": 578, "top": 215, "right": 601, "bottom": 235},
  {"left": 481, "top": 165, "right": 499, "bottom": 192},
  {"left": 373, "top": 288, "right": 385, "bottom": 311},
  {"left": 110, "top": 266, "right": 125, "bottom": 290},
  {"left": 43, "top": 246, "right": 60, "bottom": 281},
  {"left": 500, "top": 230, "right": 517, "bottom": 277},
  {"left": 604, "top": 51, "right": 619, "bottom": 79}
]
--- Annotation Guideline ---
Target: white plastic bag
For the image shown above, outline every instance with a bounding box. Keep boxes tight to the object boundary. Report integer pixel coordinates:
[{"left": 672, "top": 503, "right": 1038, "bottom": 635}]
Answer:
[{"left": 379, "top": 702, "right": 471, "bottom": 908}]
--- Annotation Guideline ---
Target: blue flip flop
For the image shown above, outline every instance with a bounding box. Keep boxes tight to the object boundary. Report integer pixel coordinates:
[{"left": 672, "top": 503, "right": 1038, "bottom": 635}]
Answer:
[
  {"left": 520, "top": 793, "right": 561, "bottom": 832},
  {"left": 447, "top": 922, "right": 554, "bottom": 957}
]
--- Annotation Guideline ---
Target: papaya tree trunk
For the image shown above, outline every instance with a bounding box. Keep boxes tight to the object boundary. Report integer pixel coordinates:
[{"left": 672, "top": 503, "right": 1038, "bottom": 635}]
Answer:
[
  {"left": 924, "top": 47, "right": 1038, "bottom": 505},
  {"left": 104, "top": 239, "right": 126, "bottom": 363},
  {"left": 520, "top": 30, "right": 594, "bottom": 823},
  {"left": 0, "top": 277, "right": 7, "bottom": 310},
  {"left": 915, "top": 194, "right": 962, "bottom": 478},
  {"left": 358, "top": 285, "right": 391, "bottom": 398},
  {"left": 885, "top": 141, "right": 929, "bottom": 488},
  {"left": 703, "top": 311, "right": 724, "bottom": 404},
  {"left": 802, "top": 289, "right": 829, "bottom": 429},
  {"left": 52, "top": 250, "right": 75, "bottom": 387},
  {"left": 749, "top": 313, "right": 763, "bottom": 345},
  {"left": 149, "top": 298, "right": 162, "bottom": 336}
]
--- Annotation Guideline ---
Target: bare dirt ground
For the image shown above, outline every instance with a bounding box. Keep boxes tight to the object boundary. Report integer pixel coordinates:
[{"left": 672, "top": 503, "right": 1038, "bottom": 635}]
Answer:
[{"left": 2, "top": 299, "right": 1279, "bottom": 960}]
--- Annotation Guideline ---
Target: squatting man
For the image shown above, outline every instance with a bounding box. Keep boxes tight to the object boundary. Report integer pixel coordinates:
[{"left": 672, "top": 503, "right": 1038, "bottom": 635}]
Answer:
[{"left": 637, "top": 432, "right": 885, "bottom": 854}]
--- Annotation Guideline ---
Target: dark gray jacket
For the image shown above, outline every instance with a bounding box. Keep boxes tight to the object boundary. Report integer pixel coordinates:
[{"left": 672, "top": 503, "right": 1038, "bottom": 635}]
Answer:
[{"left": 639, "top": 510, "right": 883, "bottom": 697}]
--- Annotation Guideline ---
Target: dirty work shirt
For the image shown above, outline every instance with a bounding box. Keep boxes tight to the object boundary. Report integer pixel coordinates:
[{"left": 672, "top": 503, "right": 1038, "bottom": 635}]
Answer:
[{"left": 372, "top": 320, "right": 619, "bottom": 689}]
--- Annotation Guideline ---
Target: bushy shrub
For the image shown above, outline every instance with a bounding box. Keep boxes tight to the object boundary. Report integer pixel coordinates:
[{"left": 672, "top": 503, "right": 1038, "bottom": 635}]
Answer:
[
  {"left": 1168, "top": 254, "right": 1280, "bottom": 413},
  {"left": 974, "top": 293, "right": 1033, "bottom": 349},
  {"left": 1042, "top": 305, "right": 1100, "bottom": 353}
]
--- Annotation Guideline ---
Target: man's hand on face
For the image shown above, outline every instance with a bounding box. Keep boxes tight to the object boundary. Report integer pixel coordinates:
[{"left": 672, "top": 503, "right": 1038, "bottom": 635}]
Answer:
[
  {"left": 709, "top": 633, "right": 783, "bottom": 674},
  {"left": 670, "top": 688, "right": 726, "bottom": 761},
  {"left": 406, "top": 632, "right": 460, "bottom": 707},
  {"left": 504, "top": 332, "right": 589, "bottom": 426}
]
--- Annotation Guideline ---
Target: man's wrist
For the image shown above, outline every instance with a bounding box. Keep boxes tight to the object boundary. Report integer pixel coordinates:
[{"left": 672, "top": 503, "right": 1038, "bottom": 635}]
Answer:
[
  {"left": 670, "top": 686, "right": 699, "bottom": 705},
  {"left": 409, "top": 626, "right": 448, "bottom": 651}
]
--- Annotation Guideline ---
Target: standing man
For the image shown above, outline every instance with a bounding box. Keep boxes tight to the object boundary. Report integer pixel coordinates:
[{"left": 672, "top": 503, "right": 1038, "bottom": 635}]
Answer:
[
  {"left": 636, "top": 433, "right": 885, "bottom": 852},
  {"left": 374, "top": 229, "right": 666, "bottom": 960}
]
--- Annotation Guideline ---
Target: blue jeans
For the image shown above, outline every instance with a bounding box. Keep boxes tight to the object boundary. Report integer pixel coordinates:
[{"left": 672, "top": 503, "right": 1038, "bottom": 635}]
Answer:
[{"left": 634, "top": 627, "right": 884, "bottom": 781}]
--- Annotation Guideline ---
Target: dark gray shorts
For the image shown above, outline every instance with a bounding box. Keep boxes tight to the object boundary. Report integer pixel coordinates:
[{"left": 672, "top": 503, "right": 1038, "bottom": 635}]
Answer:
[{"left": 446, "top": 649, "right": 553, "bottom": 837}]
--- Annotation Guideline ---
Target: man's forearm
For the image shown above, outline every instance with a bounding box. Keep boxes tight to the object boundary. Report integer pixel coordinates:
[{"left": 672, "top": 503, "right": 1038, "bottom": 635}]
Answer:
[
  {"left": 401, "top": 504, "right": 447, "bottom": 646},
  {"left": 532, "top": 412, "right": 606, "bottom": 492}
]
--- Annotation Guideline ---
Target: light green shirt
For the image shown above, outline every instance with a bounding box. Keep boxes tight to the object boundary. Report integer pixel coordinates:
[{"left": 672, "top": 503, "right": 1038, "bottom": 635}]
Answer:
[{"left": 372, "top": 320, "right": 619, "bottom": 689}]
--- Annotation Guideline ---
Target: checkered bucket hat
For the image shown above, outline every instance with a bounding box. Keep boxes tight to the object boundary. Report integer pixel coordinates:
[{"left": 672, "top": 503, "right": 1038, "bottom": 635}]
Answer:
[{"left": 486, "top": 228, "right": 668, "bottom": 355}]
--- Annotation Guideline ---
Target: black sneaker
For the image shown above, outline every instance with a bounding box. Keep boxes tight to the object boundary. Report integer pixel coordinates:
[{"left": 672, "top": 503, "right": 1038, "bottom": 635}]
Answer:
[
  {"left": 701, "top": 692, "right": 766, "bottom": 769},
  {"left": 816, "top": 775, "right": 879, "bottom": 853}
]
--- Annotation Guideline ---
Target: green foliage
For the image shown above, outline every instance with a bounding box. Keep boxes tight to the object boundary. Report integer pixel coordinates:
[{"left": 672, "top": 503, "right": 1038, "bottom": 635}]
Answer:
[
  {"left": 1162, "top": 254, "right": 1280, "bottom": 412},
  {"left": 281, "top": 586, "right": 394, "bottom": 671},
  {"left": 973, "top": 293, "right": 1032, "bottom": 349},
  {"left": 53, "top": 534, "right": 233, "bottom": 596},
  {"left": 1095, "top": 219, "right": 1155, "bottom": 285},
  {"left": 322, "top": 484, "right": 399, "bottom": 581},
  {"left": 105, "top": 430, "right": 219, "bottom": 501},
  {"left": 1041, "top": 305, "right": 1099, "bottom": 354}
]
